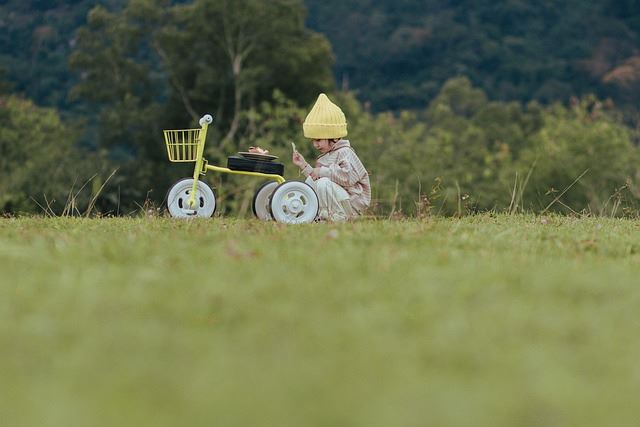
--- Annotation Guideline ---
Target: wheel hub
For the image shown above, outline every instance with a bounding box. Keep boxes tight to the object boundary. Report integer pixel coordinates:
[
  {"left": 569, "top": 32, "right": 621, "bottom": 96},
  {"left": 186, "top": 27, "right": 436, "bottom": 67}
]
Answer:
[
  {"left": 287, "top": 197, "right": 303, "bottom": 213},
  {"left": 179, "top": 191, "right": 198, "bottom": 211}
]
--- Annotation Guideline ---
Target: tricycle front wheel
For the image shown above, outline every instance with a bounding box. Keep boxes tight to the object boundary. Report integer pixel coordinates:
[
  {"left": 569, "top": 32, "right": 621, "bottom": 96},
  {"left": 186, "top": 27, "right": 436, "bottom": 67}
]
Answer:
[{"left": 166, "top": 178, "right": 216, "bottom": 218}]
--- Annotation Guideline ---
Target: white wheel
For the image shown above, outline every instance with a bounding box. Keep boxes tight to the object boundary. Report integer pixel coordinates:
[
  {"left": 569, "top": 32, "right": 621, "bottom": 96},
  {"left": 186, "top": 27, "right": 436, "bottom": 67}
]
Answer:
[
  {"left": 166, "top": 178, "right": 216, "bottom": 218},
  {"left": 252, "top": 181, "right": 278, "bottom": 220},
  {"left": 269, "top": 181, "right": 319, "bottom": 224}
]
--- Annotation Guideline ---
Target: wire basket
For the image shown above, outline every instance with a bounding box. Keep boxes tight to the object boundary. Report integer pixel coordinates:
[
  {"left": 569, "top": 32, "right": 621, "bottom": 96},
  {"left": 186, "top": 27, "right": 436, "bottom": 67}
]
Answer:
[{"left": 163, "top": 128, "right": 201, "bottom": 162}]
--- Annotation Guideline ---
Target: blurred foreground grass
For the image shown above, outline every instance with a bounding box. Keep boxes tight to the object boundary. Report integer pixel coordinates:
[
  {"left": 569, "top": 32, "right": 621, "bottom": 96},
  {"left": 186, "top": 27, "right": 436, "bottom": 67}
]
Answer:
[{"left": 1, "top": 215, "right": 640, "bottom": 426}]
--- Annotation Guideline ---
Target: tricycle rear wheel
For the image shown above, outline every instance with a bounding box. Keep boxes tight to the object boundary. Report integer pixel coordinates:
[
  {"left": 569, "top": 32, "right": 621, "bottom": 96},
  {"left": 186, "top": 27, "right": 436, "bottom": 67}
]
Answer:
[
  {"left": 252, "top": 181, "right": 278, "bottom": 220},
  {"left": 269, "top": 180, "right": 319, "bottom": 224}
]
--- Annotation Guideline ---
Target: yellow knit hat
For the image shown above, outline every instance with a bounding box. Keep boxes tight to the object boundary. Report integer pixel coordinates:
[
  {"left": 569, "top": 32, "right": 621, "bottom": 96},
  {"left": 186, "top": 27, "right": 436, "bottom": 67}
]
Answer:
[{"left": 303, "top": 93, "right": 348, "bottom": 139}]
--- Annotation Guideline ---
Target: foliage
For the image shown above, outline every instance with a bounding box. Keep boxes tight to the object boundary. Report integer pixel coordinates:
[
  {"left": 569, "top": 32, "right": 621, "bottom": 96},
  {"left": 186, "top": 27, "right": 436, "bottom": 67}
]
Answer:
[
  {"left": 339, "top": 78, "right": 640, "bottom": 216},
  {"left": 3, "top": 215, "right": 640, "bottom": 426},
  {"left": 0, "top": 66, "right": 12, "bottom": 95},
  {"left": 0, "top": 0, "right": 125, "bottom": 109},
  {"left": 3, "top": 0, "right": 640, "bottom": 116},
  {"left": 519, "top": 98, "right": 640, "bottom": 214},
  {"left": 0, "top": 95, "right": 106, "bottom": 214},
  {"left": 305, "top": 0, "right": 640, "bottom": 112}
]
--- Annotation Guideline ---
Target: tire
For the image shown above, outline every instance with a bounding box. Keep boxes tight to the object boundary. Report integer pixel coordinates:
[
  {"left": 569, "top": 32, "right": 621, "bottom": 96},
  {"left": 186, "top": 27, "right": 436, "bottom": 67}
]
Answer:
[
  {"left": 166, "top": 178, "right": 216, "bottom": 218},
  {"left": 269, "top": 180, "right": 319, "bottom": 224},
  {"left": 252, "top": 181, "right": 278, "bottom": 220}
]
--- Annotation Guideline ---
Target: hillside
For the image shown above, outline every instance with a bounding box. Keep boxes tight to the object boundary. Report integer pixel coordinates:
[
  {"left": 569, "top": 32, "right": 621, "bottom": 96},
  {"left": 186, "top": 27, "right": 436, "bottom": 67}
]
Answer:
[
  {"left": 2, "top": 0, "right": 640, "bottom": 112},
  {"left": 305, "top": 0, "right": 640, "bottom": 111}
]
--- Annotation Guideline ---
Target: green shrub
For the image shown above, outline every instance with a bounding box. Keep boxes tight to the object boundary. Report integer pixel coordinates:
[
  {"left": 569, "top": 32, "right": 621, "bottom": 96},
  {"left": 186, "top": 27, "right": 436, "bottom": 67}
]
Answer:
[{"left": 0, "top": 96, "right": 104, "bottom": 214}]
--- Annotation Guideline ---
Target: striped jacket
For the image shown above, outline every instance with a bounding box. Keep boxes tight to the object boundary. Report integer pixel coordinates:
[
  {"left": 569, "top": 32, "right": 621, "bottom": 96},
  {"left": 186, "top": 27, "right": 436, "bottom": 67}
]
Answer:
[{"left": 302, "top": 140, "right": 371, "bottom": 213}]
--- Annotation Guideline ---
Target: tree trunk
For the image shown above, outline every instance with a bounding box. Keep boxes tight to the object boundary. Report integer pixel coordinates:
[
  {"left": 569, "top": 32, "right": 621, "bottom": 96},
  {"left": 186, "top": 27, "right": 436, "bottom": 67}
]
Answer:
[{"left": 222, "top": 55, "right": 243, "bottom": 146}]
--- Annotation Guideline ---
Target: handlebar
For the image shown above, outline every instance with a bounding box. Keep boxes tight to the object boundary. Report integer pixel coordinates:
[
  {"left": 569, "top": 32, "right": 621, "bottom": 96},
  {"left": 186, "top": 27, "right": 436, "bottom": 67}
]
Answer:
[{"left": 199, "top": 114, "right": 213, "bottom": 126}]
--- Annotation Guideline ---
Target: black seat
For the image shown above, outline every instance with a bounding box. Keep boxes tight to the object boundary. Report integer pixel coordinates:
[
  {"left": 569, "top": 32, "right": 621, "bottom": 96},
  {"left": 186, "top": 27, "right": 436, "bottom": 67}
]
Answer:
[{"left": 227, "top": 155, "right": 285, "bottom": 175}]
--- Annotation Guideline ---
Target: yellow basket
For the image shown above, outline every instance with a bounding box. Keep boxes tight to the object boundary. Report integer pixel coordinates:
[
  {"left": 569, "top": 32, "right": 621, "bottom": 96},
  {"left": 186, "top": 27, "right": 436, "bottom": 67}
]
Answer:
[{"left": 163, "top": 128, "right": 201, "bottom": 162}]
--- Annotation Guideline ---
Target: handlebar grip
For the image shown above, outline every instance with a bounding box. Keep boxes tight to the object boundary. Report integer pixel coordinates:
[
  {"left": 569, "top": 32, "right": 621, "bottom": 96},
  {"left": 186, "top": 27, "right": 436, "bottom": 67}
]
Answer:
[{"left": 199, "top": 114, "right": 213, "bottom": 126}]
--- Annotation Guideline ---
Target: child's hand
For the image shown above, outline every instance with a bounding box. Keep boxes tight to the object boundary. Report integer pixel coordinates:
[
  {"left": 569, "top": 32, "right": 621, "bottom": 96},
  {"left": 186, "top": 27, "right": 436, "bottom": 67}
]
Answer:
[{"left": 292, "top": 151, "right": 307, "bottom": 169}]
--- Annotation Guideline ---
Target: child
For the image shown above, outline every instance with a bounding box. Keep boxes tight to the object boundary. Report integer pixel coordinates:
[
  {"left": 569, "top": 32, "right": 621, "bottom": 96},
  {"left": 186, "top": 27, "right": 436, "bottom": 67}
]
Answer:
[{"left": 292, "top": 93, "right": 371, "bottom": 221}]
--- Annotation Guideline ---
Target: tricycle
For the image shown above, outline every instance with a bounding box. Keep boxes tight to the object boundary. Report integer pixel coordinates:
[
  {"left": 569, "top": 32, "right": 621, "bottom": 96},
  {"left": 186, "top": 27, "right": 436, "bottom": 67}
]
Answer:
[{"left": 163, "top": 114, "right": 319, "bottom": 224}]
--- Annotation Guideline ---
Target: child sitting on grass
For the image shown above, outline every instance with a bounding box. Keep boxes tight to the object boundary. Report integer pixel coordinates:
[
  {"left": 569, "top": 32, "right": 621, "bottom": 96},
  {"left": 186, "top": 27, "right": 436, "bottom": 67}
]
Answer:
[{"left": 292, "top": 93, "right": 371, "bottom": 222}]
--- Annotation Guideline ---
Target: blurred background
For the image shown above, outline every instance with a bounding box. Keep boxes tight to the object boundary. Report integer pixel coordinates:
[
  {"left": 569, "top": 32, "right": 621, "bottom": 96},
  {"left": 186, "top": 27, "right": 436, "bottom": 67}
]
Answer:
[{"left": 2, "top": 0, "right": 640, "bottom": 216}]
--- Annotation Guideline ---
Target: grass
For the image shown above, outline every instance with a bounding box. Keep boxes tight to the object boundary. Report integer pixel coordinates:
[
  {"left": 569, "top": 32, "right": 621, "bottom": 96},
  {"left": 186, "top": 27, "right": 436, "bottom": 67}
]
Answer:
[{"left": 1, "top": 214, "right": 640, "bottom": 426}]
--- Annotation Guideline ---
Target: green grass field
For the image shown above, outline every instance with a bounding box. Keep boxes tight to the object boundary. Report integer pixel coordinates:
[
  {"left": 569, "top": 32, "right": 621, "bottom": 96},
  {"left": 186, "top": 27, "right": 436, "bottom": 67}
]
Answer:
[{"left": 2, "top": 215, "right": 640, "bottom": 426}]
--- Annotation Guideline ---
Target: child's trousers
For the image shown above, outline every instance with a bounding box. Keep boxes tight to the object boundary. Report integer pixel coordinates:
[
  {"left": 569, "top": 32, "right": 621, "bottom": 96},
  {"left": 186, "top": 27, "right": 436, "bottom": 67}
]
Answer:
[{"left": 305, "top": 177, "right": 354, "bottom": 222}]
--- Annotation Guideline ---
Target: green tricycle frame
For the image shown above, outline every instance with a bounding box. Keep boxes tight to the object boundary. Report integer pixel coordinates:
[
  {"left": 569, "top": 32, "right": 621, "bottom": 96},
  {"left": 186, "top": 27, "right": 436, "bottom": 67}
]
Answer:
[{"left": 163, "top": 114, "right": 319, "bottom": 223}]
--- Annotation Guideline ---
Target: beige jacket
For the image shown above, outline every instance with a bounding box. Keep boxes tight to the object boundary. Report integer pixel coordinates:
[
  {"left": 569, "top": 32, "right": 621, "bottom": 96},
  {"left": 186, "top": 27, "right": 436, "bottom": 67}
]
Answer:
[{"left": 302, "top": 140, "right": 371, "bottom": 213}]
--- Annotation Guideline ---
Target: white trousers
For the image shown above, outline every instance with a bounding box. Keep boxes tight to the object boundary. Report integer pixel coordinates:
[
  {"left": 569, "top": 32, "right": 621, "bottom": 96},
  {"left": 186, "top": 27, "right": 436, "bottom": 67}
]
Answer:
[{"left": 305, "top": 177, "right": 354, "bottom": 222}]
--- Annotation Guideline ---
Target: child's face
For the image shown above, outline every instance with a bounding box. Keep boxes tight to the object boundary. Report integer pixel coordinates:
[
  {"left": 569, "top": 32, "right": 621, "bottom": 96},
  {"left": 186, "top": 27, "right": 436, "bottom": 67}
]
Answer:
[{"left": 312, "top": 139, "right": 332, "bottom": 153}]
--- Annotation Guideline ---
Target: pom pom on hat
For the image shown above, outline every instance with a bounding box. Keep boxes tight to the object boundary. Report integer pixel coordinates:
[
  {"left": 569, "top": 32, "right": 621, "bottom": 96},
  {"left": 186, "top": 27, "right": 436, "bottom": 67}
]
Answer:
[{"left": 303, "top": 93, "right": 348, "bottom": 139}]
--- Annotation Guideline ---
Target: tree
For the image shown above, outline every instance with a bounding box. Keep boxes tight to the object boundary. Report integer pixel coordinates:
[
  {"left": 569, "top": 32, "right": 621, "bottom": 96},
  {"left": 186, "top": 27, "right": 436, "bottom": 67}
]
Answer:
[
  {"left": 0, "top": 67, "right": 12, "bottom": 95},
  {"left": 305, "top": 0, "right": 640, "bottom": 113},
  {"left": 69, "top": 0, "right": 335, "bottom": 211}
]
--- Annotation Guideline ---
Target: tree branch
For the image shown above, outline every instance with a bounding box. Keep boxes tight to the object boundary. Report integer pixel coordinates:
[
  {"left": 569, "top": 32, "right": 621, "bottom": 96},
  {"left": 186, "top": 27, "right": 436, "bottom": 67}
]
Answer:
[{"left": 152, "top": 41, "right": 199, "bottom": 122}]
